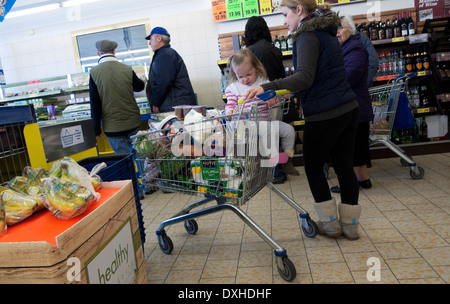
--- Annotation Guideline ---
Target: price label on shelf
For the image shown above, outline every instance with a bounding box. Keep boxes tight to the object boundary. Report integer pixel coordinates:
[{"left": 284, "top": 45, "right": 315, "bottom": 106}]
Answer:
[
  {"left": 242, "top": 0, "right": 259, "bottom": 17},
  {"left": 392, "top": 37, "right": 406, "bottom": 43},
  {"left": 259, "top": 0, "right": 272, "bottom": 14},
  {"left": 226, "top": 0, "right": 243, "bottom": 20},
  {"left": 212, "top": 0, "right": 228, "bottom": 22}
]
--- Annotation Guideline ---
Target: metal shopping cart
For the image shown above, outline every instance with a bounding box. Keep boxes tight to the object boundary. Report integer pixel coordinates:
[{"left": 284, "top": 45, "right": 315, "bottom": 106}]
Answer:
[
  {"left": 132, "top": 90, "right": 318, "bottom": 282},
  {"left": 369, "top": 73, "right": 425, "bottom": 179}
]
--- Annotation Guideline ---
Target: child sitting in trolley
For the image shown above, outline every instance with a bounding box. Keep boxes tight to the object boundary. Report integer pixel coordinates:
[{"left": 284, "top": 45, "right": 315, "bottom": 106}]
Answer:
[{"left": 224, "top": 48, "right": 299, "bottom": 176}]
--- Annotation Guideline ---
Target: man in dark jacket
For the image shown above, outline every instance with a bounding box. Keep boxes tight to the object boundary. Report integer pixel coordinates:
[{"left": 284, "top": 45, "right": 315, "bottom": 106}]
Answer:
[{"left": 145, "top": 27, "right": 197, "bottom": 113}]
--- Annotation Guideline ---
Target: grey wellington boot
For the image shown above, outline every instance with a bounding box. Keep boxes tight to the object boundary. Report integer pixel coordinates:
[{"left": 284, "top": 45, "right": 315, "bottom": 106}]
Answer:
[
  {"left": 313, "top": 198, "right": 342, "bottom": 238},
  {"left": 338, "top": 203, "right": 362, "bottom": 241}
]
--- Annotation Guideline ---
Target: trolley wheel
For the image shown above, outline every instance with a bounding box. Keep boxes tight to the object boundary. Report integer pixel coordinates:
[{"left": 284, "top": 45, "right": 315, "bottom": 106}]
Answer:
[
  {"left": 410, "top": 166, "right": 425, "bottom": 180},
  {"left": 302, "top": 218, "right": 318, "bottom": 238},
  {"left": 184, "top": 219, "right": 198, "bottom": 235},
  {"left": 158, "top": 234, "right": 173, "bottom": 254},
  {"left": 400, "top": 158, "right": 410, "bottom": 167},
  {"left": 277, "top": 256, "right": 297, "bottom": 282}
]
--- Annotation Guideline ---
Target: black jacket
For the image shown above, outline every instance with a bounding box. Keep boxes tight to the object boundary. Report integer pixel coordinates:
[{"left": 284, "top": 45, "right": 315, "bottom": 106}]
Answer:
[{"left": 146, "top": 44, "right": 196, "bottom": 112}]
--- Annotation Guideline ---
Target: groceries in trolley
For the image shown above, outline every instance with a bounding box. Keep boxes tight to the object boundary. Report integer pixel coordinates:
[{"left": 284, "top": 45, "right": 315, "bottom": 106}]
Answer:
[
  {"left": 0, "top": 157, "right": 105, "bottom": 236},
  {"left": 133, "top": 101, "right": 280, "bottom": 197}
]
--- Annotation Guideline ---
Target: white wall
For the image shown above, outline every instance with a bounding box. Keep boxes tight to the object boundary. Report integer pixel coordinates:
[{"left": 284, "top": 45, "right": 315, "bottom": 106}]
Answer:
[{"left": 0, "top": 0, "right": 415, "bottom": 107}]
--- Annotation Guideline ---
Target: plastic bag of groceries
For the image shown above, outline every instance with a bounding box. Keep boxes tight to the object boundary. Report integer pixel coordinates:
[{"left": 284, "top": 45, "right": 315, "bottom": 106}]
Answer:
[
  {"left": 0, "top": 185, "right": 40, "bottom": 225},
  {"left": 43, "top": 157, "right": 99, "bottom": 219}
]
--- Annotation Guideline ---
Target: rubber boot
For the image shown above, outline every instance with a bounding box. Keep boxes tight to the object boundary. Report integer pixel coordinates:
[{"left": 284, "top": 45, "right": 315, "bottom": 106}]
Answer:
[
  {"left": 338, "top": 203, "right": 362, "bottom": 241},
  {"left": 313, "top": 198, "right": 342, "bottom": 238}
]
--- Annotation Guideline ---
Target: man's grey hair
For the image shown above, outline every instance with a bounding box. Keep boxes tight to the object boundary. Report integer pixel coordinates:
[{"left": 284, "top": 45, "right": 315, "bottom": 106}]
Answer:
[
  {"left": 341, "top": 15, "right": 356, "bottom": 35},
  {"left": 160, "top": 34, "right": 171, "bottom": 44}
]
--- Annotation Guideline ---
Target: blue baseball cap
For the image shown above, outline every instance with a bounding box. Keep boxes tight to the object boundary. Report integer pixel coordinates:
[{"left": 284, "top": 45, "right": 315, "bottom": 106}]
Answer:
[{"left": 145, "top": 27, "right": 170, "bottom": 40}]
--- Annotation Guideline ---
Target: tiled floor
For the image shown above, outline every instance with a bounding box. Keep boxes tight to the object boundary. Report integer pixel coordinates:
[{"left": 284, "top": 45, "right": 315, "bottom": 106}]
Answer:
[{"left": 141, "top": 153, "right": 450, "bottom": 284}]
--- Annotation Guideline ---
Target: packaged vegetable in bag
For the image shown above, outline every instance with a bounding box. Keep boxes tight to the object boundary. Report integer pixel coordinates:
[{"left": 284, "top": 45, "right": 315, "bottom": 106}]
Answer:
[
  {"left": 8, "top": 169, "right": 48, "bottom": 211},
  {"left": 0, "top": 186, "right": 40, "bottom": 225},
  {"left": 49, "top": 157, "right": 100, "bottom": 202},
  {"left": 43, "top": 177, "right": 96, "bottom": 220}
]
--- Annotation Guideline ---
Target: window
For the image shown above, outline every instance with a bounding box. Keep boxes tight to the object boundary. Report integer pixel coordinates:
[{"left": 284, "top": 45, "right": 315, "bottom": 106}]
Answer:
[{"left": 73, "top": 21, "right": 151, "bottom": 72}]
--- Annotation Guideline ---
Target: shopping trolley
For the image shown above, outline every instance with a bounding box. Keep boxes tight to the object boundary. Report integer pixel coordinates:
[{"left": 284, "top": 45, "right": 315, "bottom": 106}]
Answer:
[
  {"left": 132, "top": 90, "right": 318, "bottom": 282},
  {"left": 369, "top": 73, "right": 424, "bottom": 179}
]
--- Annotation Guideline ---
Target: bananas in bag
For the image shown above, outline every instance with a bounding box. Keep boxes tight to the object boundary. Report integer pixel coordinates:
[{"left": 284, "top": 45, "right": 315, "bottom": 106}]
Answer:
[
  {"left": 43, "top": 177, "right": 96, "bottom": 220},
  {"left": 44, "top": 157, "right": 100, "bottom": 219},
  {"left": 0, "top": 186, "right": 41, "bottom": 225}
]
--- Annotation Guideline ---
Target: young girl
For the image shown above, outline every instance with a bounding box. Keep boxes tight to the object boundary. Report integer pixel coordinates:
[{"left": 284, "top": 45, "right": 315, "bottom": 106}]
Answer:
[{"left": 224, "top": 48, "right": 299, "bottom": 176}]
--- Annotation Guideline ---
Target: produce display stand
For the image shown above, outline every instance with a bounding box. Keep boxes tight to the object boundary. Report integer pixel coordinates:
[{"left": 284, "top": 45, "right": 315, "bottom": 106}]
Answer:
[{"left": 0, "top": 180, "right": 148, "bottom": 284}]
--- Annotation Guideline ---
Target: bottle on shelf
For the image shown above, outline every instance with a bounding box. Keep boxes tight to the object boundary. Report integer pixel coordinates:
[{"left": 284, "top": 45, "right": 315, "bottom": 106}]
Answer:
[
  {"left": 280, "top": 35, "right": 288, "bottom": 52},
  {"left": 385, "top": 51, "right": 393, "bottom": 75},
  {"left": 287, "top": 31, "right": 292, "bottom": 50},
  {"left": 415, "top": 47, "right": 422, "bottom": 71},
  {"left": 405, "top": 49, "right": 414, "bottom": 72},
  {"left": 285, "top": 66, "right": 290, "bottom": 77},
  {"left": 273, "top": 35, "right": 281, "bottom": 49},
  {"left": 359, "top": 22, "right": 369, "bottom": 38},
  {"left": 407, "top": 12, "right": 415, "bottom": 36},
  {"left": 385, "top": 19, "right": 393, "bottom": 39},
  {"left": 419, "top": 117, "right": 428, "bottom": 142},
  {"left": 392, "top": 50, "right": 399, "bottom": 74},
  {"left": 378, "top": 20, "right": 386, "bottom": 40},
  {"left": 401, "top": 13, "right": 408, "bottom": 36},
  {"left": 422, "top": 48, "right": 429, "bottom": 71},
  {"left": 393, "top": 17, "right": 401, "bottom": 37},
  {"left": 369, "top": 21, "right": 378, "bottom": 40},
  {"left": 398, "top": 49, "right": 405, "bottom": 74},
  {"left": 378, "top": 52, "right": 387, "bottom": 76}
]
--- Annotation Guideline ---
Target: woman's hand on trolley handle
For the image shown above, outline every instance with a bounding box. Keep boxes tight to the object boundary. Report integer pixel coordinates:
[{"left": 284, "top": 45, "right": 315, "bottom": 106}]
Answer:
[{"left": 244, "top": 85, "right": 264, "bottom": 101}]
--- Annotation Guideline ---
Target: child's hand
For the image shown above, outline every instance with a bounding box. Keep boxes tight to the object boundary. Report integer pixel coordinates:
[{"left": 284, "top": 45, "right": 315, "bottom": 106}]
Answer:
[{"left": 267, "top": 98, "right": 277, "bottom": 107}]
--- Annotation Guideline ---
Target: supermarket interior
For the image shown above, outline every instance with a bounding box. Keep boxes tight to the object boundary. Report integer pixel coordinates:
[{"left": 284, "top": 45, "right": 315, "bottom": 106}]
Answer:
[{"left": 0, "top": 0, "right": 449, "bottom": 285}]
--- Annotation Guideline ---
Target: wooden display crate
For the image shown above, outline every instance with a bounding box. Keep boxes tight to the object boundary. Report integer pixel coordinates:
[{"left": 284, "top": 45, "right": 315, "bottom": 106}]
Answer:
[{"left": 0, "top": 180, "right": 148, "bottom": 284}]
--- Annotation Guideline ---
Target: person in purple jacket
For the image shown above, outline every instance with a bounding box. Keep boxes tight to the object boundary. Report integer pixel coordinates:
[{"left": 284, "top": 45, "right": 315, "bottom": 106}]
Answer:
[{"left": 336, "top": 14, "right": 374, "bottom": 191}]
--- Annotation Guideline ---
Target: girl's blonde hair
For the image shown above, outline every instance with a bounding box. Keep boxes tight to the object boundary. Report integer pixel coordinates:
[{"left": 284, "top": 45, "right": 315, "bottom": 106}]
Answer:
[
  {"left": 227, "top": 48, "right": 268, "bottom": 83},
  {"left": 280, "top": 0, "right": 317, "bottom": 14}
]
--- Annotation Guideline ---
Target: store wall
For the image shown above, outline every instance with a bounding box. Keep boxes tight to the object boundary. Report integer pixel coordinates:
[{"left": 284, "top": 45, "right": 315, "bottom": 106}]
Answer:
[{"left": 0, "top": 0, "right": 414, "bottom": 107}]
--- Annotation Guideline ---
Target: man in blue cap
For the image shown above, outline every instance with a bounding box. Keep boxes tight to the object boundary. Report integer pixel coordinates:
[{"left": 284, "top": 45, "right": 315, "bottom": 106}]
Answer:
[{"left": 145, "top": 27, "right": 197, "bottom": 113}]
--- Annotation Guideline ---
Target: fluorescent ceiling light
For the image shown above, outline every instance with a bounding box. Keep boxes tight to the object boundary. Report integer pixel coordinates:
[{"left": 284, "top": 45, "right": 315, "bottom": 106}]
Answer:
[
  {"left": 124, "top": 56, "right": 150, "bottom": 62},
  {"left": 6, "top": 3, "right": 60, "bottom": 19},
  {"left": 80, "top": 49, "right": 150, "bottom": 61},
  {"left": 5, "top": 0, "right": 102, "bottom": 19},
  {"left": 61, "top": 0, "right": 101, "bottom": 8}
]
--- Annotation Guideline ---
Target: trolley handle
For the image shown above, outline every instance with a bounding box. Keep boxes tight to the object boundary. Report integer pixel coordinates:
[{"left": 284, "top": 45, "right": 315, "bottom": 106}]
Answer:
[{"left": 256, "top": 90, "right": 292, "bottom": 102}]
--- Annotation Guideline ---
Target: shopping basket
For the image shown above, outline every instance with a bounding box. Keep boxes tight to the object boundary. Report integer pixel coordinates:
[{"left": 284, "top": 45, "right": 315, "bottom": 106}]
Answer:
[
  {"left": 369, "top": 73, "right": 424, "bottom": 179},
  {"left": 132, "top": 90, "right": 318, "bottom": 282}
]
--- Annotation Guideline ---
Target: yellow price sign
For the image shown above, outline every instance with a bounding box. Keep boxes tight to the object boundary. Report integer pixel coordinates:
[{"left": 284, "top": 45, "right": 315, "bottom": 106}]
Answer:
[
  {"left": 417, "top": 108, "right": 430, "bottom": 114},
  {"left": 316, "top": 0, "right": 324, "bottom": 4},
  {"left": 338, "top": 0, "right": 350, "bottom": 3},
  {"left": 392, "top": 37, "right": 405, "bottom": 43}
]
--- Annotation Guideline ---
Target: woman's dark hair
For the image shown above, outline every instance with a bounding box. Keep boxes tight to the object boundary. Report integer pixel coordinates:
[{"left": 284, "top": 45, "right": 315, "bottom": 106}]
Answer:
[{"left": 244, "top": 16, "right": 272, "bottom": 46}]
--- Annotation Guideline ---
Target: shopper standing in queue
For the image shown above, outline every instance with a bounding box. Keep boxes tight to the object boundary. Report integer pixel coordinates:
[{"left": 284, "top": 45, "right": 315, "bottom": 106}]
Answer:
[
  {"left": 89, "top": 39, "right": 145, "bottom": 154},
  {"left": 89, "top": 40, "right": 146, "bottom": 198},
  {"left": 332, "top": 15, "right": 374, "bottom": 193},
  {"left": 244, "top": 0, "right": 362, "bottom": 240},
  {"left": 244, "top": 16, "right": 299, "bottom": 181},
  {"left": 145, "top": 27, "right": 197, "bottom": 113}
]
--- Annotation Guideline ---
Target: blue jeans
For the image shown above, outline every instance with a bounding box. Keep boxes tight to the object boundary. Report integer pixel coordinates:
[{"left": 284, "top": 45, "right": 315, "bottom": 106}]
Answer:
[
  {"left": 106, "top": 127, "right": 140, "bottom": 155},
  {"left": 106, "top": 127, "right": 144, "bottom": 196}
]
